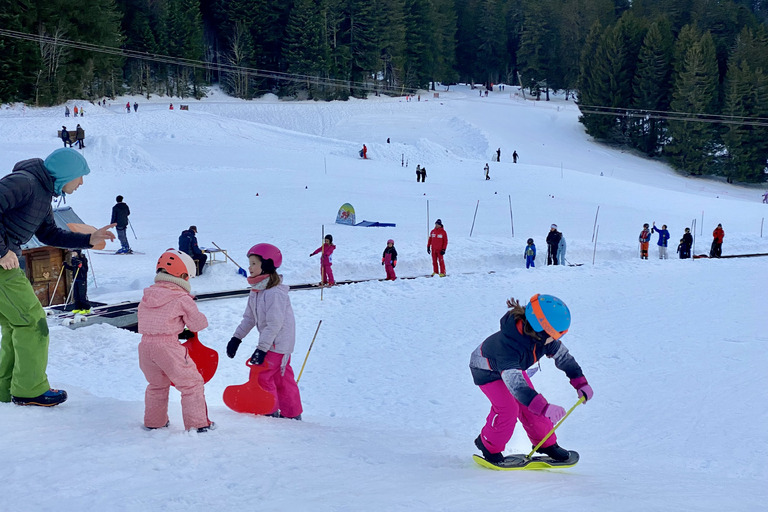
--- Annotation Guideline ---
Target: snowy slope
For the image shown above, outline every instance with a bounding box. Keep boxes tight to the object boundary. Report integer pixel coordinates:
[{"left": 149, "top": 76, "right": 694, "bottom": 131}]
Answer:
[{"left": 1, "top": 86, "right": 767, "bottom": 511}]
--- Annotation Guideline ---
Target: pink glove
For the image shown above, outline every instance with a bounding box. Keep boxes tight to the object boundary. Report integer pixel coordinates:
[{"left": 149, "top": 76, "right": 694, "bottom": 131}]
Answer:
[
  {"left": 543, "top": 404, "right": 566, "bottom": 423},
  {"left": 570, "top": 376, "right": 594, "bottom": 402}
]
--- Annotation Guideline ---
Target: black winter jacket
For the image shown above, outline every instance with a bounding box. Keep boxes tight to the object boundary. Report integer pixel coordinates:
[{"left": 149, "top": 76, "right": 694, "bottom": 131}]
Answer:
[
  {"left": 469, "top": 312, "right": 583, "bottom": 407},
  {"left": 179, "top": 229, "right": 203, "bottom": 256},
  {"left": 111, "top": 202, "right": 130, "bottom": 228},
  {"left": 0, "top": 159, "right": 92, "bottom": 258}
]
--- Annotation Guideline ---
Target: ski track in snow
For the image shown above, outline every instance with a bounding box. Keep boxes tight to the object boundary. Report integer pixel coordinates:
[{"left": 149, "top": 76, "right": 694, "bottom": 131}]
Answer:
[{"left": 1, "top": 86, "right": 767, "bottom": 511}]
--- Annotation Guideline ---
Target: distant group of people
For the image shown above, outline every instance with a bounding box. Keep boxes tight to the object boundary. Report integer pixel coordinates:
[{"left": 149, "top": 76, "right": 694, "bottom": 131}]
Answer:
[
  {"left": 126, "top": 102, "right": 139, "bottom": 113},
  {"left": 415, "top": 164, "right": 427, "bottom": 182},
  {"left": 61, "top": 125, "right": 86, "bottom": 149},
  {"left": 493, "top": 148, "right": 519, "bottom": 163},
  {"left": 64, "top": 105, "right": 85, "bottom": 117},
  {"left": 638, "top": 222, "right": 724, "bottom": 259}
]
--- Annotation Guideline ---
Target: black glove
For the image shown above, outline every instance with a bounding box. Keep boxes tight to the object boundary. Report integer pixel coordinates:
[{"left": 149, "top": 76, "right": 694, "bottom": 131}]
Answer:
[
  {"left": 427, "top": 247, "right": 431, "bottom": 254},
  {"left": 250, "top": 348, "right": 268, "bottom": 365},
  {"left": 440, "top": 250, "right": 445, "bottom": 255},
  {"left": 178, "top": 329, "right": 195, "bottom": 340},
  {"left": 226, "top": 336, "right": 242, "bottom": 358}
]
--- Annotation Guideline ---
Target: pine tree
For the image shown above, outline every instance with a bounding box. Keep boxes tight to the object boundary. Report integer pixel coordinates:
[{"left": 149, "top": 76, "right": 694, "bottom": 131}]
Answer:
[
  {"left": 283, "top": 0, "right": 329, "bottom": 98},
  {"left": 665, "top": 32, "right": 720, "bottom": 175},
  {"left": 632, "top": 19, "right": 674, "bottom": 155}
]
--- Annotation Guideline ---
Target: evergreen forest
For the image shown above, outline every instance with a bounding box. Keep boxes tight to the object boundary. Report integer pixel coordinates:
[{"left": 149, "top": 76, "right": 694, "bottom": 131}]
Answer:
[{"left": 0, "top": 0, "right": 767, "bottom": 181}]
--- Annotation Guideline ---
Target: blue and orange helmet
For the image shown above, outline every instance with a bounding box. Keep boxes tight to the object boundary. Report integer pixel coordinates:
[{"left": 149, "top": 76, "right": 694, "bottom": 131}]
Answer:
[{"left": 524, "top": 294, "right": 571, "bottom": 340}]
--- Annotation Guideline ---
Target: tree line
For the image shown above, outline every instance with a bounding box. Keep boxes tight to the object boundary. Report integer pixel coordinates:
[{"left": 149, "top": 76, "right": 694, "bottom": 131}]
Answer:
[{"left": 0, "top": 0, "right": 766, "bottom": 181}]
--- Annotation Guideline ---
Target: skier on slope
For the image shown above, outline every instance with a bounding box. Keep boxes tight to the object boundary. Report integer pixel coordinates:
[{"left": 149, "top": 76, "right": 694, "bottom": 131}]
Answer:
[
  {"left": 382, "top": 239, "right": 397, "bottom": 280},
  {"left": 470, "top": 294, "right": 593, "bottom": 463},
  {"left": 310, "top": 234, "right": 336, "bottom": 286}
]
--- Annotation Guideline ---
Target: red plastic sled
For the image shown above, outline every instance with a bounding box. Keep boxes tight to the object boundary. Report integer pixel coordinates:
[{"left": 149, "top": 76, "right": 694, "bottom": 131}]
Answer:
[
  {"left": 172, "top": 332, "right": 219, "bottom": 386},
  {"left": 223, "top": 361, "right": 276, "bottom": 415}
]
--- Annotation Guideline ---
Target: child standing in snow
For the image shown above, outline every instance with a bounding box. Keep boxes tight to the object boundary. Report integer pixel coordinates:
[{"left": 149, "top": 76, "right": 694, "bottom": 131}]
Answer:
[
  {"left": 137, "top": 249, "right": 213, "bottom": 432},
  {"left": 310, "top": 234, "right": 336, "bottom": 286},
  {"left": 470, "top": 294, "right": 593, "bottom": 463},
  {"left": 652, "top": 222, "right": 670, "bottom": 259},
  {"left": 524, "top": 238, "right": 536, "bottom": 269},
  {"left": 382, "top": 239, "right": 397, "bottom": 280},
  {"left": 427, "top": 219, "right": 448, "bottom": 276},
  {"left": 639, "top": 223, "right": 651, "bottom": 259},
  {"left": 226, "top": 244, "right": 303, "bottom": 420}
]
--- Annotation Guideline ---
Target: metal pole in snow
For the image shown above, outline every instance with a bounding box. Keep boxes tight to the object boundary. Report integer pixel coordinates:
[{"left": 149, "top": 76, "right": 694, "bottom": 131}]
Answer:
[
  {"left": 591, "top": 206, "right": 600, "bottom": 243},
  {"left": 320, "top": 225, "right": 325, "bottom": 301},
  {"left": 592, "top": 225, "right": 599, "bottom": 265},
  {"left": 508, "top": 195, "right": 514, "bottom": 237},
  {"left": 470, "top": 200, "right": 480, "bottom": 237}
]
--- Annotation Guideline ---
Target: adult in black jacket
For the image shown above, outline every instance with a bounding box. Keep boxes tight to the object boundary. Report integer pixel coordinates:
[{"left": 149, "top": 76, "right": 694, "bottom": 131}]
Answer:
[
  {"left": 61, "top": 126, "right": 72, "bottom": 147},
  {"left": 63, "top": 250, "right": 91, "bottom": 313},
  {"left": 678, "top": 228, "right": 693, "bottom": 259},
  {"left": 178, "top": 225, "right": 206, "bottom": 275},
  {"left": 546, "top": 224, "right": 562, "bottom": 265},
  {"left": 111, "top": 195, "right": 132, "bottom": 254},
  {"left": 0, "top": 148, "right": 115, "bottom": 407}
]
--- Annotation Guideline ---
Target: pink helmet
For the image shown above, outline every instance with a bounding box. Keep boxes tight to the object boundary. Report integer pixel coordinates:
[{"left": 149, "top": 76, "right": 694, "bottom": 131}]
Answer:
[
  {"left": 247, "top": 243, "right": 282, "bottom": 271},
  {"left": 387, "top": 239, "right": 394, "bottom": 244}
]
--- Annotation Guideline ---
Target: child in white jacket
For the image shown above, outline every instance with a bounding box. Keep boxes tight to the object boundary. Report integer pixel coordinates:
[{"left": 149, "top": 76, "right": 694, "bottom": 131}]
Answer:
[{"left": 226, "top": 243, "right": 303, "bottom": 420}]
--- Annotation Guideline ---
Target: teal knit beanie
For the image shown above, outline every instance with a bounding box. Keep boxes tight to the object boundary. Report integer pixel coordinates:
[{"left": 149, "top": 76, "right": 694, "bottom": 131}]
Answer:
[{"left": 44, "top": 148, "right": 91, "bottom": 195}]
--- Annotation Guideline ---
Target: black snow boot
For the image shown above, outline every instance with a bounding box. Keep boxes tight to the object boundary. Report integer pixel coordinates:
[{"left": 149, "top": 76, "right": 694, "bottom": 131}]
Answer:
[
  {"left": 535, "top": 443, "right": 570, "bottom": 461},
  {"left": 475, "top": 435, "right": 504, "bottom": 463}
]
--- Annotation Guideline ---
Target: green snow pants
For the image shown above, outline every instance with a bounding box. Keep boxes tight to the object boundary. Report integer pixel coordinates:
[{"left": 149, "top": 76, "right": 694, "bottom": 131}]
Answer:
[{"left": 0, "top": 267, "right": 50, "bottom": 401}]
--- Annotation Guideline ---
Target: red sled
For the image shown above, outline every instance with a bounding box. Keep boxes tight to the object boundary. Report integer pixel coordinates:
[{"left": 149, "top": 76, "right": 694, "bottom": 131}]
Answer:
[
  {"left": 172, "top": 332, "right": 219, "bottom": 386},
  {"left": 223, "top": 361, "right": 276, "bottom": 415}
]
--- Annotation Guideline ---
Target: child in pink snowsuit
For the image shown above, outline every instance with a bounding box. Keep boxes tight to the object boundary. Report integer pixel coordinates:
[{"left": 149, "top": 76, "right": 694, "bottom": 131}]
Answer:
[
  {"left": 137, "top": 249, "right": 213, "bottom": 432},
  {"left": 226, "top": 243, "right": 303, "bottom": 419},
  {"left": 469, "top": 295, "right": 593, "bottom": 463},
  {"left": 310, "top": 234, "right": 335, "bottom": 285},
  {"left": 382, "top": 239, "right": 397, "bottom": 280}
]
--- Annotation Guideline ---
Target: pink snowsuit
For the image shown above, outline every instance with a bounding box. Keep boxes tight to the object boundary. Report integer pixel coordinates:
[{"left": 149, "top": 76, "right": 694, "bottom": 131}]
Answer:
[
  {"left": 137, "top": 280, "right": 210, "bottom": 430},
  {"left": 311, "top": 243, "right": 335, "bottom": 285},
  {"left": 233, "top": 281, "right": 303, "bottom": 418}
]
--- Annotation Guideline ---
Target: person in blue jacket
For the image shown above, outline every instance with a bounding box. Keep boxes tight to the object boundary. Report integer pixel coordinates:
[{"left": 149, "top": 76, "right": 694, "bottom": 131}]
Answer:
[
  {"left": 178, "top": 225, "right": 207, "bottom": 276},
  {"left": 651, "top": 222, "right": 670, "bottom": 259},
  {"left": 524, "top": 238, "right": 536, "bottom": 269}
]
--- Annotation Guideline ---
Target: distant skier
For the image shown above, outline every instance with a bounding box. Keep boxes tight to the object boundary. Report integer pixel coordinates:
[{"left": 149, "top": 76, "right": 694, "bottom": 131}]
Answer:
[
  {"left": 496, "top": 148, "right": 501, "bottom": 162},
  {"left": 420, "top": 166, "right": 427, "bottom": 182},
  {"left": 63, "top": 250, "right": 90, "bottom": 314},
  {"left": 513, "top": 151, "right": 518, "bottom": 163},
  {"left": 652, "top": 222, "right": 670, "bottom": 259},
  {"left": 546, "top": 224, "right": 562, "bottom": 265},
  {"left": 524, "top": 238, "right": 536, "bottom": 269},
  {"left": 137, "top": 249, "right": 214, "bottom": 432},
  {"left": 226, "top": 243, "right": 303, "bottom": 420},
  {"left": 382, "top": 239, "right": 397, "bottom": 280},
  {"left": 710, "top": 224, "right": 724, "bottom": 258},
  {"left": 639, "top": 223, "right": 651, "bottom": 259},
  {"left": 427, "top": 219, "right": 448, "bottom": 276},
  {"left": 111, "top": 195, "right": 132, "bottom": 254},
  {"left": 484, "top": 163, "right": 490, "bottom": 180},
  {"left": 416, "top": 165, "right": 421, "bottom": 182},
  {"left": 361, "top": 144, "right": 368, "bottom": 159},
  {"left": 677, "top": 228, "right": 693, "bottom": 259},
  {"left": 470, "top": 294, "right": 593, "bottom": 464},
  {"left": 133, "top": 102, "right": 138, "bottom": 112},
  {"left": 310, "top": 234, "right": 336, "bottom": 286},
  {"left": 126, "top": 102, "right": 131, "bottom": 113},
  {"left": 762, "top": 191, "right": 768, "bottom": 204}
]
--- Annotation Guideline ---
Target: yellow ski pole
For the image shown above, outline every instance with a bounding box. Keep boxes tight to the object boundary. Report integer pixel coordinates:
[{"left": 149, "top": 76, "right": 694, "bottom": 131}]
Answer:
[
  {"left": 296, "top": 320, "right": 322, "bottom": 384},
  {"left": 527, "top": 397, "right": 585, "bottom": 459}
]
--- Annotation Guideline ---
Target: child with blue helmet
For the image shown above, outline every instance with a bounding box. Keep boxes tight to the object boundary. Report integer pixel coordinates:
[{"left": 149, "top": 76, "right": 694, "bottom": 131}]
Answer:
[{"left": 469, "top": 294, "right": 593, "bottom": 463}]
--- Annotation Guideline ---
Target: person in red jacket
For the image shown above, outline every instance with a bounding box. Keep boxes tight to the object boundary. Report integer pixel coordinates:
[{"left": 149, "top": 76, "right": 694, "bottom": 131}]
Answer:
[
  {"left": 710, "top": 224, "right": 724, "bottom": 258},
  {"left": 427, "top": 219, "right": 448, "bottom": 276}
]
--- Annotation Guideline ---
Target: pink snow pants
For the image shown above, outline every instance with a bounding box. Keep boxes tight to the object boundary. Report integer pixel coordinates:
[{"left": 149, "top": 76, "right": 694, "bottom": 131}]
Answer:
[
  {"left": 139, "top": 335, "right": 210, "bottom": 430},
  {"left": 478, "top": 378, "right": 557, "bottom": 454},
  {"left": 321, "top": 263, "right": 335, "bottom": 285},
  {"left": 258, "top": 351, "right": 303, "bottom": 418},
  {"left": 384, "top": 262, "right": 396, "bottom": 280}
]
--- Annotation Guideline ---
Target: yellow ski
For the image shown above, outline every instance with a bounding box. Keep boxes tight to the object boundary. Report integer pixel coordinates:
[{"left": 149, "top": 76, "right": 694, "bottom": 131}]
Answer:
[{"left": 473, "top": 451, "right": 579, "bottom": 471}]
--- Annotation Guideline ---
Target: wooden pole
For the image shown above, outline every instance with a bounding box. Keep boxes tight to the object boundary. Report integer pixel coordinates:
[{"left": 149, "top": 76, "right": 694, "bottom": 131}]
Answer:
[{"left": 297, "top": 320, "right": 322, "bottom": 384}]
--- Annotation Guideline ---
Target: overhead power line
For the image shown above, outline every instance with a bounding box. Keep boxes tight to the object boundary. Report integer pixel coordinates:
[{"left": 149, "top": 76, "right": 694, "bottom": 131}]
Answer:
[
  {"left": 0, "top": 28, "right": 414, "bottom": 95},
  {"left": 578, "top": 104, "right": 768, "bottom": 127}
]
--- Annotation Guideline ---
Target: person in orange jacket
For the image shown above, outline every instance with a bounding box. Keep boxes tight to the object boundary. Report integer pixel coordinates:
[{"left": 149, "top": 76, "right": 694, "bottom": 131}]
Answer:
[
  {"left": 427, "top": 219, "right": 448, "bottom": 276},
  {"left": 710, "top": 224, "right": 724, "bottom": 258}
]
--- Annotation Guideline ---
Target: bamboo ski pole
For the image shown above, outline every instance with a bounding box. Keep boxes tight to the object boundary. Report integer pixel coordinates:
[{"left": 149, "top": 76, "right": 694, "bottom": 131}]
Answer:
[
  {"left": 527, "top": 397, "right": 585, "bottom": 459},
  {"left": 64, "top": 266, "right": 80, "bottom": 306},
  {"left": 296, "top": 320, "right": 322, "bottom": 384},
  {"left": 48, "top": 266, "right": 66, "bottom": 307}
]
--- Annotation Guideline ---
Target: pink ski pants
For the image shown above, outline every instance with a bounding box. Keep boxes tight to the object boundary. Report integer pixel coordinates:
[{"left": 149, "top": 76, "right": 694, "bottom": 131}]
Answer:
[
  {"left": 478, "top": 378, "right": 557, "bottom": 454},
  {"left": 384, "top": 262, "right": 396, "bottom": 280},
  {"left": 259, "top": 351, "right": 303, "bottom": 418},
  {"left": 139, "top": 335, "right": 210, "bottom": 430},
  {"left": 321, "top": 263, "right": 335, "bottom": 285}
]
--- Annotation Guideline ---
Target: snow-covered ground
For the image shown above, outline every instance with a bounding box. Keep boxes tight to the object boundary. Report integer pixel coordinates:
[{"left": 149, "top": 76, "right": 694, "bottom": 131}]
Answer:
[{"left": 1, "top": 86, "right": 767, "bottom": 511}]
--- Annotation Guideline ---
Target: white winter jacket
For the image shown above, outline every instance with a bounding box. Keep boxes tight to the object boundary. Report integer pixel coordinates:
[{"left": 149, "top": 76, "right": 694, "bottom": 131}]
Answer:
[{"left": 234, "top": 282, "right": 296, "bottom": 357}]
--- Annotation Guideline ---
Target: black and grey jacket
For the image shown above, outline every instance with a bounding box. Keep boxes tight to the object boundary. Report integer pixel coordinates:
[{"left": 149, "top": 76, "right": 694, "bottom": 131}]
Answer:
[
  {"left": 469, "top": 312, "right": 583, "bottom": 408},
  {"left": 0, "top": 159, "right": 92, "bottom": 258}
]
